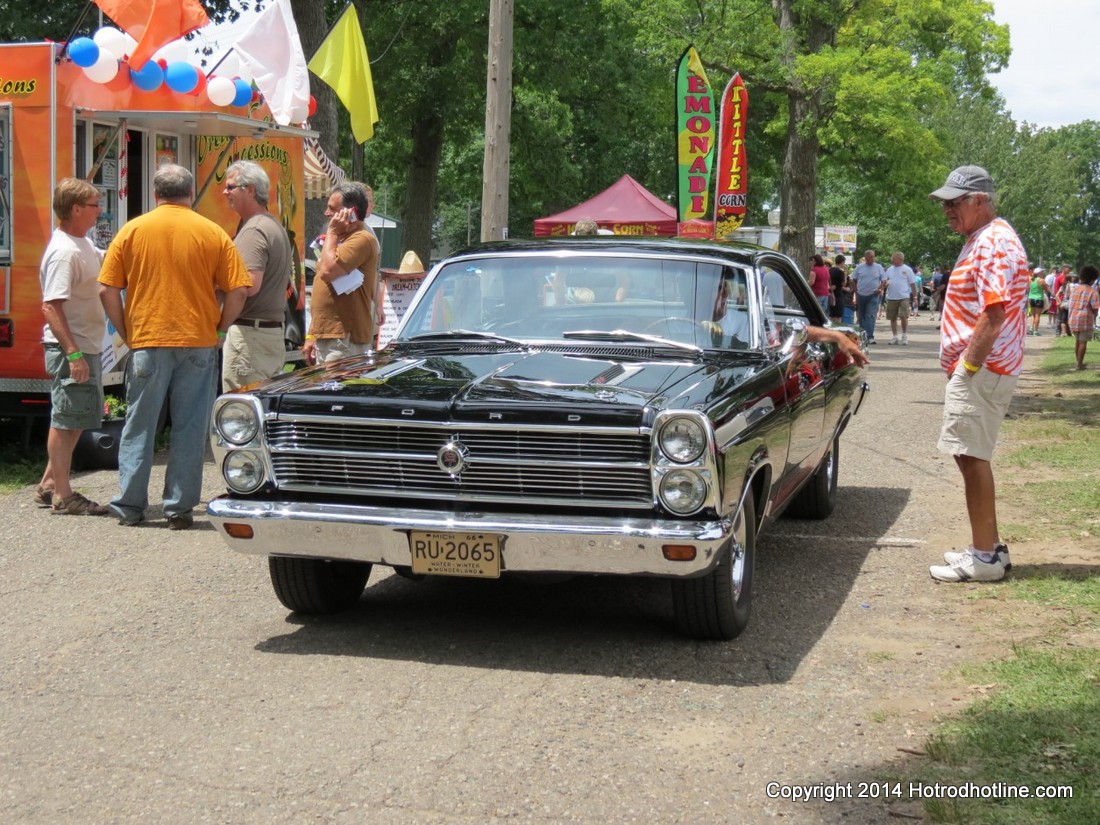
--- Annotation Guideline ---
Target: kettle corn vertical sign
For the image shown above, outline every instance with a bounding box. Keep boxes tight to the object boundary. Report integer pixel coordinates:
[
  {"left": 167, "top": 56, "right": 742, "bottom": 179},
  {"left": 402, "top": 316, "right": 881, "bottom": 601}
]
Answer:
[
  {"left": 675, "top": 46, "right": 715, "bottom": 223},
  {"left": 714, "top": 73, "right": 748, "bottom": 239}
]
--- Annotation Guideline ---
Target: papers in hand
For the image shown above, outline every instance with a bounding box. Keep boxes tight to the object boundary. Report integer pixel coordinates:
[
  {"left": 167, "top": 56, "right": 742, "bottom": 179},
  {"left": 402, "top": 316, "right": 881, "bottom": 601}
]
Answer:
[{"left": 330, "top": 267, "right": 365, "bottom": 295}]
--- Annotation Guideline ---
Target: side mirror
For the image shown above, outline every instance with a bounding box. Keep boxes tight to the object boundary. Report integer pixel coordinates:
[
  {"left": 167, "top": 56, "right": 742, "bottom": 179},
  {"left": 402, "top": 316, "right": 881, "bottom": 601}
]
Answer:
[{"left": 779, "top": 317, "right": 809, "bottom": 355}]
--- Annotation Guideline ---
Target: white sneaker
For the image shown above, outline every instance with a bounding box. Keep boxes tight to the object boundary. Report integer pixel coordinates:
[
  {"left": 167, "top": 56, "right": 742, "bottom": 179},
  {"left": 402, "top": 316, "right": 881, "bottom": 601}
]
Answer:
[
  {"left": 930, "top": 546, "right": 1009, "bottom": 582},
  {"left": 888, "top": 336, "right": 898, "bottom": 345},
  {"left": 944, "top": 543, "right": 1011, "bottom": 571},
  {"left": 901, "top": 334, "right": 909, "bottom": 345}
]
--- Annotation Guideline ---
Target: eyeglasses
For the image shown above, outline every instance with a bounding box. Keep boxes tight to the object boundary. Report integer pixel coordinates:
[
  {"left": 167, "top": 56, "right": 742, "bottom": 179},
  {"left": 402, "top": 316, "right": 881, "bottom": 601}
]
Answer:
[
  {"left": 942, "top": 194, "right": 974, "bottom": 209},
  {"left": 81, "top": 201, "right": 101, "bottom": 208},
  {"left": 224, "top": 183, "right": 244, "bottom": 191}
]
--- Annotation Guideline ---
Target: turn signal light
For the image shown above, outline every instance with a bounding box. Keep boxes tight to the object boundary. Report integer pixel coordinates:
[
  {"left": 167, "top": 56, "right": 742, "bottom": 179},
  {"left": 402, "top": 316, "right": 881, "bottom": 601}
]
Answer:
[
  {"left": 223, "top": 523, "right": 254, "bottom": 539},
  {"left": 662, "top": 544, "right": 697, "bottom": 561}
]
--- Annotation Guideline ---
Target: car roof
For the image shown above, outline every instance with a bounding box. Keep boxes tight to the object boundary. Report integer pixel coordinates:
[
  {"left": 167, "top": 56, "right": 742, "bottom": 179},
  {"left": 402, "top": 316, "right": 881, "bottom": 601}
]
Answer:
[{"left": 443, "top": 237, "right": 772, "bottom": 267}]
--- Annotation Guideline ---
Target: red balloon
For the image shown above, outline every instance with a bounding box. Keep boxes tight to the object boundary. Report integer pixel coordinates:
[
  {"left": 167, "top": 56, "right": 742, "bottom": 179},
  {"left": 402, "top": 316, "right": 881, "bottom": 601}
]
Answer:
[
  {"left": 188, "top": 72, "right": 207, "bottom": 97},
  {"left": 308, "top": 95, "right": 317, "bottom": 117},
  {"left": 252, "top": 89, "right": 260, "bottom": 103},
  {"left": 157, "top": 58, "right": 168, "bottom": 70}
]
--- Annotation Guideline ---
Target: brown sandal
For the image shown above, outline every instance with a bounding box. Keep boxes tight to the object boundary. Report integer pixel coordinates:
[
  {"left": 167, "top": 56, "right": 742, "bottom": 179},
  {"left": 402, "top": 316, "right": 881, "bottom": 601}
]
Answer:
[
  {"left": 51, "top": 492, "right": 110, "bottom": 516},
  {"left": 34, "top": 486, "right": 54, "bottom": 507}
]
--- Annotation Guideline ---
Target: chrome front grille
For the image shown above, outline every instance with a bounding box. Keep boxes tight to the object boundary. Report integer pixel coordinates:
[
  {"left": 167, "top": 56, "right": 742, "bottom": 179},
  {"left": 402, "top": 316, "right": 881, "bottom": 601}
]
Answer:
[{"left": 265, "top": 419, "right": 653, "bottom": 507}]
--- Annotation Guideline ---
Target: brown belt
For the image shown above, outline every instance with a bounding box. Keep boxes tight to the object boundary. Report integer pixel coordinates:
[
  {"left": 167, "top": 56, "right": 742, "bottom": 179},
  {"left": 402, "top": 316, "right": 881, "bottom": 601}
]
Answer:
[{"left": 235, "top": 318, "right": 283, "bottom": 329}]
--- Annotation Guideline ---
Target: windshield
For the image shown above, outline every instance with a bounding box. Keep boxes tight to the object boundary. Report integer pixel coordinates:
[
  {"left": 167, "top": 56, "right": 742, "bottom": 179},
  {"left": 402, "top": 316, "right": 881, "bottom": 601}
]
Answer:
[{"left": 397, "top": 254, "right": 761, "bottom": 350}]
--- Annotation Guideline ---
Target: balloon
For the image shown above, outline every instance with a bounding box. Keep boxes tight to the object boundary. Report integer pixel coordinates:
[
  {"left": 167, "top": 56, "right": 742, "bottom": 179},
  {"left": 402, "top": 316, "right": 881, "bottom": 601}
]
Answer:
[
  {"left": 69, "top": 37, "right": 99, "bottom": 68},
  {"left": 164, "top": 62, "right": 199, "bottom": 94},
  {"left": 289, "top": 103, "right": 308, "bottom": 123},
  {"left": 153, "top": 39, "right": 190, "bottom": 65},
  {"left": 231, "top": 78, "right": 253, "bottom": 108},
  {"left": 82, "top": 52, "right": 119, "bottom": 84},
  {"left": 130, "top": 60, "right": 164, "bottom": 92},
  {"left": 93, "top": 27, "right": 128, "bottom": 59},
  {"left": 206, "top": 76, "right": 236, "bottom": 107},
  {"left": 188, "top": 72, "right": 207, "bottom": 98},
  {"left": 308, "top": 96, "right": 318, "bottom": 117}
]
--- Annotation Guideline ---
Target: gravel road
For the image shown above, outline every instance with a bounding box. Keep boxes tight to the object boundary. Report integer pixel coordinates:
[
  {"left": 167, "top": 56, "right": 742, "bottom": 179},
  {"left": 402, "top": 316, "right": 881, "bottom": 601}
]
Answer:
[{"left": 0, "top": 318, "right": 1052, "bottom": 823}]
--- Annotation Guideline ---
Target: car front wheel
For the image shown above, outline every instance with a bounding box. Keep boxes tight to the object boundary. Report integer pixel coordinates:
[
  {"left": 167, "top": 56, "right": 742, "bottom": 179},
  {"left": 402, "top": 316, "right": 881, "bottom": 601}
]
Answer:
[
  {"left": 268, "top": 557, "right": 372, "bottom": 614},
  {"left": 671, "top": 488, "right": 756, "bottom": 640}
]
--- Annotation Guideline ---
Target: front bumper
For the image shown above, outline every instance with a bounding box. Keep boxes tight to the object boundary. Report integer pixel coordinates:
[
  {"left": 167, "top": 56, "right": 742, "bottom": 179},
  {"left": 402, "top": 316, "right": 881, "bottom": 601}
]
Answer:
[{"left": 206, "top": 497, "right": 732, "bottom": 577}]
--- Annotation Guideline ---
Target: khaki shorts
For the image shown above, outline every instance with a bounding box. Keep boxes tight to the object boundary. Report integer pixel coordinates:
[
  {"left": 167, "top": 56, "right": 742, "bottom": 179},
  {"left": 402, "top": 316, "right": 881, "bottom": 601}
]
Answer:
[
  {"left": 223, "top": 324, "right": 286, "bottom": 391},
  {"left": 885, "top": 298, "right": 909, "bottom": 321},
  {"left": 44, "top": 345, "right": 104, "bottom": 431},
  {"left": 316, "top": 336, "right": 372, "bottom": 364},
  {"left": 938, "top": 363, "right": 1017, "bottom": 461},
  {"left": 1071, "top": 329, "right": 1094, "bottom": 342}
]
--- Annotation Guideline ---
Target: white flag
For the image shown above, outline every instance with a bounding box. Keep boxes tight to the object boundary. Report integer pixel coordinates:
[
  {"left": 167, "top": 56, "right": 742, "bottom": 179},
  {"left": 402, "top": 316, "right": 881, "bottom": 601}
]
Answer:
[{"left": 234, "top": 0, "right": 311, "bottom": 125}]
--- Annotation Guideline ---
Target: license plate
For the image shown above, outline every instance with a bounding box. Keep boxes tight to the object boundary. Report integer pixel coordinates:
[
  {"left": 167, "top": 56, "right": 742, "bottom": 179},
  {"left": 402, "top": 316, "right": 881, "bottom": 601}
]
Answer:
[{"left": 409, "top": 531, "right": 501, "bottom": 578}]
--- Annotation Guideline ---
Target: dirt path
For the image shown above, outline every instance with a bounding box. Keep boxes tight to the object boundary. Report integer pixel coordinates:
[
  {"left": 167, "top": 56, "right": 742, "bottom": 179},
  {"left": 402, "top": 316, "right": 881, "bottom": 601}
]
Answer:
[{"left": 2, "top": 315, "right": 1094, "bottom": 824}]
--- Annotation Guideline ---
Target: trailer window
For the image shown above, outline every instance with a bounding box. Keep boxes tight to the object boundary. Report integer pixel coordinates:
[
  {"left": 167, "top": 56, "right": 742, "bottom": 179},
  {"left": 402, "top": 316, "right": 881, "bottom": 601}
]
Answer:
[{"left": 0, "top": 103, "right": 12, "bottom": 265}]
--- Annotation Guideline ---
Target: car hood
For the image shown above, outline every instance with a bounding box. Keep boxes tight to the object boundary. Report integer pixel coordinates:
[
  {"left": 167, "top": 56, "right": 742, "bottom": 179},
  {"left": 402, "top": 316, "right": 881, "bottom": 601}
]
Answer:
[{"left": 262, "top": 347, "right": 763, "bottom": 428}]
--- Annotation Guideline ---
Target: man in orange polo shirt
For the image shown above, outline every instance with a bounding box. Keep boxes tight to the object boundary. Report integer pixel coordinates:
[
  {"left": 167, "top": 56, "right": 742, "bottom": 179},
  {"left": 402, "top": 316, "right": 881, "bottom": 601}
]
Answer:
[
  {"left": 927, "top": 166, "right": 1029, "bottom": 582},
  {"left": 99, "top": 164, "right": 251, "bottom": 530}
]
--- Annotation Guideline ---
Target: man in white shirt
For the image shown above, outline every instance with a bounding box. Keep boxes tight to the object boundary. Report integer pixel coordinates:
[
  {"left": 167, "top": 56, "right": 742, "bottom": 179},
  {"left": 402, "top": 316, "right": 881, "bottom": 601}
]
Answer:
[{"left": 883, "top": 251, "right": 918, "bottom": 344}]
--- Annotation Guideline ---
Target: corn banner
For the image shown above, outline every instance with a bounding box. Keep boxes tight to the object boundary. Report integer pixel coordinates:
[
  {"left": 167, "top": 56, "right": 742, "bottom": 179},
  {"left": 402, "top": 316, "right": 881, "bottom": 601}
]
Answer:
[
  {"left": 714, "top": 73, "right": 748, "bottom": 239},
  {"left": 675, "top": 46, "right": 715, "bottom": 223}
]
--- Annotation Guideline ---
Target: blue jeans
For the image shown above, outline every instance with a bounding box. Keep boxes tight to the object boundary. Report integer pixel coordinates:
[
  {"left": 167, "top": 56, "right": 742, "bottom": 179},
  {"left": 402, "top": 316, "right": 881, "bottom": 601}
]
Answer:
[
  {"left": 841, "top": 304, "right": 855, "bottom": 325},
  {"left": 856, "top": 293, "right": 881, "bottom": 340},
  {"left": 112, "top": 347, "right": 218, "bottom": 520}
]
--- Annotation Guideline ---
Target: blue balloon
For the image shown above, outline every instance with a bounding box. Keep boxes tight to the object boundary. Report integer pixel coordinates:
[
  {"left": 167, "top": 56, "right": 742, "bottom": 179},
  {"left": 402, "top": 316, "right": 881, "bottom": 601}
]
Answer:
[
  {"left": 164, "top": 62, "right": 199, "bottom": 94},
  {"left": 130, "top": 60, "right": 164, "bottom": 92},
  {"left": 69, "top": 37, "right": 100, "bottom": 68},
  {"left": 231, "top": 77, "right": 253, "bottom": 108}
]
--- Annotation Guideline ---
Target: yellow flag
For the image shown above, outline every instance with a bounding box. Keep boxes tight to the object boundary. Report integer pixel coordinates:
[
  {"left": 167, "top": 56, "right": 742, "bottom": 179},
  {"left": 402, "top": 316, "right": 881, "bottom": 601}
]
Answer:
[{"left": 307, "top": 4, "right": 379, "bottom": 143}]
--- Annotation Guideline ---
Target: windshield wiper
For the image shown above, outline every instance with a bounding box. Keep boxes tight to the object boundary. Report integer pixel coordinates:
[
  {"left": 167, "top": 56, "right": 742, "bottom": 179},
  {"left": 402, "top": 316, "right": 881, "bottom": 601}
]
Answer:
[
  {"left": 562, "top": 329, "right": 702, "bottom": 354},
  {"left": 406, "top": 330, "right": 527, "bottom": 347}
]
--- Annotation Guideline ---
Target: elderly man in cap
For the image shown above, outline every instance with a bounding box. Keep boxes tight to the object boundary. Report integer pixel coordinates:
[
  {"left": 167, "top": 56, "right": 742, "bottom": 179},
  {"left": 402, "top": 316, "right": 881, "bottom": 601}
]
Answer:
[{"left": 927, "top": 165, "right": 1029, "bottom": 583}]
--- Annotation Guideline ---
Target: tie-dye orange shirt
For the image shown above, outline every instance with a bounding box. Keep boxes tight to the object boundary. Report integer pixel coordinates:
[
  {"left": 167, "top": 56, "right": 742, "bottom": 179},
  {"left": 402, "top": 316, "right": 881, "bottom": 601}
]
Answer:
[{"left": 939, "top": 218, "right": 1029, "bottom": 376}]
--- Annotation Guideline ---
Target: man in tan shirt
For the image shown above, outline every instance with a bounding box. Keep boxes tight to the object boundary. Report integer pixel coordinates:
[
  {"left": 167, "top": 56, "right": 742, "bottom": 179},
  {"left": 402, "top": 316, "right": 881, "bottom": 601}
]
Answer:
[{"left": 302, "top": 183, "right": 378, "bottom": 364}]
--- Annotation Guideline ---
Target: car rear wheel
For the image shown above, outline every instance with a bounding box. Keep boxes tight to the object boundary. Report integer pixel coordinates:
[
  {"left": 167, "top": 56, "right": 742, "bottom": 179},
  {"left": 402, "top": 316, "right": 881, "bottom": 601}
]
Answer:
[
  {"left": 671, "top": 488, "right": 756, "bottom": 640},
  {"left": 268, "top": 557, "right": 372, "bottom": 614},
  {"left": 786, "top": 434, "right": 839, "bottom": 519}
]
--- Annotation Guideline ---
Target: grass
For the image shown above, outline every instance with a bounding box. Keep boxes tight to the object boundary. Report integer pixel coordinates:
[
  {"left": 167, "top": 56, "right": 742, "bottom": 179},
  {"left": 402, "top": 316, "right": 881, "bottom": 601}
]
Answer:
[
  {"left": 0, "top": 417, "right": 48, "bottom": 493},
  {"left": 910, "top": 337, "right": 1100, "bottom": 823}
]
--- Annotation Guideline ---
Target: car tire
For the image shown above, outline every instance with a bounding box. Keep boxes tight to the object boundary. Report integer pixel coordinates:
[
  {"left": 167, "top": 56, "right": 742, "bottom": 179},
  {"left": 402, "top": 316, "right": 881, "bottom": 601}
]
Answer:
[
  {"left": 671, "top": 488, "right": 756, "bottom": 641},
  {"left": 268, "top": 557, "right": 372, "bottom": 614},
  {"left": 786, "top": 435, "right": 839, "bottom": 520}
]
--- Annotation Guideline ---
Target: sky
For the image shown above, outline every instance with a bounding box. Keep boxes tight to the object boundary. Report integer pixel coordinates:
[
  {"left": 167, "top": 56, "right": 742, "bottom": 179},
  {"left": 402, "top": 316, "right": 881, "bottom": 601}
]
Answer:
[{"left": 987, "top": 0, "right": 1099, "bottom": 128}]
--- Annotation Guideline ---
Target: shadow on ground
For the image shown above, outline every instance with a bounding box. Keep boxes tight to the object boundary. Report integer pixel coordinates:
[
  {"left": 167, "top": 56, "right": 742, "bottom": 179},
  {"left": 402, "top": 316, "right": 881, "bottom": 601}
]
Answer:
[{"left": 254, "top": 485, "right": 912, "bottom": 686}]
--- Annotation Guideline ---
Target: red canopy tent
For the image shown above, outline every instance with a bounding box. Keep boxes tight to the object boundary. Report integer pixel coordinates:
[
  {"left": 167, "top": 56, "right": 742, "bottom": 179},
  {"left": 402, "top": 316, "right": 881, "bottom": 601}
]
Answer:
[{"left": 533, "top": 174, "right": 678, "bottom": 237}]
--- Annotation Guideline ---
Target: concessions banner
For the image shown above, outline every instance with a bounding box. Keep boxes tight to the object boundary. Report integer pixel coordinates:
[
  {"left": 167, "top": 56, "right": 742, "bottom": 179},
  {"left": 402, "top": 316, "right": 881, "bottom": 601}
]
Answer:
[
  {"left": 714, "top": 73, "right": 748, "bottom": 240},
  {"left": 823, "top": 225, "right": 858, "bottom": 254},
  {"left": 675, "top": 46, "right": 715, "bottom": 223}
]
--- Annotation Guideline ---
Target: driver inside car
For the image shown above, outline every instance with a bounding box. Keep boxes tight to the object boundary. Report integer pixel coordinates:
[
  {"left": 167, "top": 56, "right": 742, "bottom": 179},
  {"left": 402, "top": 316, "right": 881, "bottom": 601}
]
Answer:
[{"left": 702, "top": 272, "right": 752, "bottom": 347}]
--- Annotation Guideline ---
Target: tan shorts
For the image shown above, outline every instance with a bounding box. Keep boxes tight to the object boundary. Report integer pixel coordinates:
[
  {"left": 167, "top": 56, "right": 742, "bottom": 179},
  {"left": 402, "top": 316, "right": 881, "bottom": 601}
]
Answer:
[
  {"left": 938, "top": 363, "right": 1017, "bottom": 461},
  {"left": 223, "top": 324, "right": 286, "bottom": 391},
  {"left": 885, "top": 298, "right": 909, "bottom": 321},
  {"left": 1071, "top": 329, "right": 1094, "bottom": 342},
  {"left": 316, "top": 336, "right": 372, "bottom": 364}
]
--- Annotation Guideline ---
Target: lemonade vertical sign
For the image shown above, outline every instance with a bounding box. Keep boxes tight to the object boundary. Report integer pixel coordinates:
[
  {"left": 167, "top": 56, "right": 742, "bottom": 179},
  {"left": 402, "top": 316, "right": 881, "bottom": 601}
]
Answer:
[{"left": 675, "top": 46, "right": 715, "bottom": 224}]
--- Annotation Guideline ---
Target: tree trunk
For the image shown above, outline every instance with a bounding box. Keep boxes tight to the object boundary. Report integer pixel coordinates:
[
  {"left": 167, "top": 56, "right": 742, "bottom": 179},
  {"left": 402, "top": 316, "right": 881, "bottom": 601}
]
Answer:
[
  {"left": 403, "top": 114, "right": 446, "bottom": 265},
  {"left": 779, "top": 92, "right": 819, "bottom": 274}
]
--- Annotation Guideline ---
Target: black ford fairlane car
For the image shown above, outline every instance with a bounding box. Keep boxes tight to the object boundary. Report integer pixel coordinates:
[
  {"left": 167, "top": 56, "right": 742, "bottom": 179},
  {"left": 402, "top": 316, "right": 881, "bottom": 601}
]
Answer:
[{"left": 207, "top": 239, "right": 868, "bottom": 640}]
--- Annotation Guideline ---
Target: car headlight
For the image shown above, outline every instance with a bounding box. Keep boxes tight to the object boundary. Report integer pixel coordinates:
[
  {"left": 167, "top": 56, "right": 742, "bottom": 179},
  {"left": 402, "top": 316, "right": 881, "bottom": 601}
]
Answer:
[
  {"left": 658, "top": 416, "right": 707, "bottom": 463},
  {"left": 216, "top": 400, "right": 260, "bottom": 445},
  {"left": 659, "top": 469, "right": 708, "bottom": 515},
  {"left": 223, "top": 450, "right": 265, "bottom": 493}
]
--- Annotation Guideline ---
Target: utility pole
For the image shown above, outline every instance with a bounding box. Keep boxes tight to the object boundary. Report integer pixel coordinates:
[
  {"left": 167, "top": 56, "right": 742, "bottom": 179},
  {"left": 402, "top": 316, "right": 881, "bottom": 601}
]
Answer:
[{"left": 480, "top": 0, "right": 513, "bottom": 242}]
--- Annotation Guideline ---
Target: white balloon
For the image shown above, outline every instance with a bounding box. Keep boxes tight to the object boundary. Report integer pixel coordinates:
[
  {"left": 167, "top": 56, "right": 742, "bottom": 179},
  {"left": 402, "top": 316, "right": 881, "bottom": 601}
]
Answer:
[
  {"left": 93, "top": 27, "right": 128, "bottom": 58},
  {"left": 289, "top": 103, "right": 309, "bottom": 124},
  {"left": 207, "top": 76, "right": 236, "bottom": 107},
  {"left": 83, "top": 52, "right": 119, "bottom": 84},
  {"left": 154, "top": 40, "right": 190, "bottom": 65}
]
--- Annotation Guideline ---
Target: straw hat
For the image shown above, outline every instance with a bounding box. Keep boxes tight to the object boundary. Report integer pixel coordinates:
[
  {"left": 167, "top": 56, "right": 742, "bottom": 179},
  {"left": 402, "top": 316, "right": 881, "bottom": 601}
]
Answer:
[{"left": 383, "top": 250, "right": 426, "bottom": 276}]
